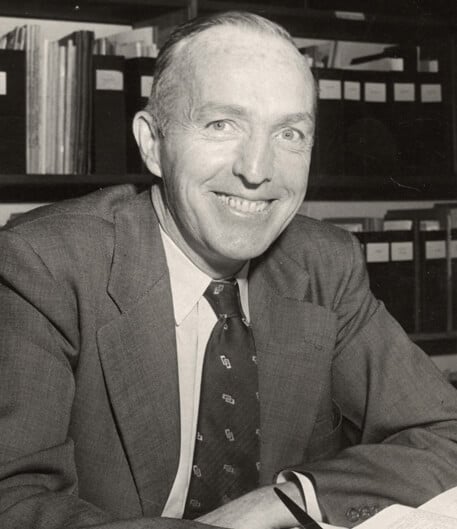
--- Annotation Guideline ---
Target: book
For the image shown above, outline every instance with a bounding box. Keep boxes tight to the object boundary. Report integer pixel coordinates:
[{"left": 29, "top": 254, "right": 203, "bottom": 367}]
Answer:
[
  {"left": 91, "top": 54, "right": 127, "bottom": 174},
  {"left": 94, "top": 26, "right": 159, "bottom": 58}
]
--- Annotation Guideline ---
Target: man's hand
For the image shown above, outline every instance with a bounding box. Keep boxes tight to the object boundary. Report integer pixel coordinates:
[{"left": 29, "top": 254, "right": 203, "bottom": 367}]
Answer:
[{"left": 196, "top": 481, "right": 305, "bottom": 529}]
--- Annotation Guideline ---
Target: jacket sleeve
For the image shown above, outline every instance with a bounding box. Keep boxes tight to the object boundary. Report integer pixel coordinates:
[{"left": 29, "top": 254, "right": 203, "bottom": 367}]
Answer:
[
  {"left": 295, "top": 233, "right": 457, "bottom": 527},
  {"left": 0, "top": 229, "right": 217, "bottom": 529}
]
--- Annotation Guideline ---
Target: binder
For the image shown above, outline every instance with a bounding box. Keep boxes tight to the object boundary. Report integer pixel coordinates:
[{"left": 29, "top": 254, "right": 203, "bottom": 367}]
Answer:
[
  {"left": 386, "top": 229, "right": 417, "bottom": 333},
  {"left": 360, "top": 230, "right": 392, "bottom": 311},
  {"left": 309, "top": 68, "right": 344, "bottom": 188},
  {"left": 419, "top": 229, "right": 448, "bottom": 333},
  {"left": 413, "top": 72, "right": 452, "bottom": 181},
  {"left": 124, "top": 57, "right": 156, "bottom": 173},
  {"left": 452, "top": 228, "right": 457, "bottom": 331},
  {"left": 361, "top": 229, "right": 416, "bottom": 332},
  {"left": 91, "top": 55, "right": 127, "bottom": 174},
  {"left": 0, "top": 49, "right": 25, "bottom": 173},
  {"left": 342, "top": 70, "right": 396, "bottom": 187},
  {"left": 387, "top": 71, "right": 418, "bottom": 186}
]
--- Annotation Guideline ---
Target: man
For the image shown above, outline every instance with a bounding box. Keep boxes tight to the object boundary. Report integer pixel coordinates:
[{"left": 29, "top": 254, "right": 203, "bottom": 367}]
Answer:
[{"left": 0, "top": 11, "right": 456, "bottom": 529}]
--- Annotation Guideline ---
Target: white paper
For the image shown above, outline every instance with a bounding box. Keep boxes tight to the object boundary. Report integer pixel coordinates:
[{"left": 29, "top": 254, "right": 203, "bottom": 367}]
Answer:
[
  {"left": 344, "top": 80, "right": 361, "bottom": 101},
  {"left": 394, "top": 83, "right": 415, "bottom": 102},
  {"left": 365, "top": 82, "right": 386, "bottom": 103},
  {"left": 425, "top": 240, "right": 446, "bottom": 259},
  {"left": 319, "top": 79, "right": 342, "bottom": 100},
  {"left": 358, "top": 504, "right": 457, "bottom": 529},
  {"left": 421, "top": 486, "right": 457, "bottom": 517},
  {"left": 366, "top": 242, "right": 389, "bottom": 262},
  {"left": 96, "top": 69, "right": 123, "bottom": 91},
  {"left": 141, "top": 75, "right": 154, "bottom": 98},
  {"left": 451, "top": 240, "right": 457, "bottom": 259},
  {"left": 0, "top": 71, "right": 6, "bottom": 95},
  {"left": 421, "top": 83, "right": 442, "bottom": 103},
  {"left": 391, "top": 241, "right": 413, "bottom": 261}
]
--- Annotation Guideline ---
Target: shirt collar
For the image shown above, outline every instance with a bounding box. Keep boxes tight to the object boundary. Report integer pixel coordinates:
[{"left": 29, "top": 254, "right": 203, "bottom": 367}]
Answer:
[{"left": 159, "top": 228, "right": 249, "bottom": 326}]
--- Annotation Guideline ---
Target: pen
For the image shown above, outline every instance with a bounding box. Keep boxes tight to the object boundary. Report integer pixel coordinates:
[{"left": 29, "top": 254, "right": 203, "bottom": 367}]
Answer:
[{"left": 273, "top": 486, "right": 322, "bottom": 529}]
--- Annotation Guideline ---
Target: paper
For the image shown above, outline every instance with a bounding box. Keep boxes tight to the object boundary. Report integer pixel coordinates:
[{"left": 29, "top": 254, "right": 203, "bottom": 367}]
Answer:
[
  {"left": 96, "top": 69, "right": 123, "bottom": 91},
  {"left": 319, "top": 79, "right": 342, "bottom": 100},
  {"left": 344, "top": 81, "right": 361, "bottom": 101},
  {"left": 356, "top": 486, "right": 457, "bottom": 528},
  {"left": 141, "top": 75, "right": 154, "bottom": 98},
  {"left": 0, "top": 71, "right": 6, "bottom": 95},
  {"left": 365, "top": 82, "right": 386, "bottom": 103},
  {"left": 357, "top": 504, "right": 457, "bottom": 528}
]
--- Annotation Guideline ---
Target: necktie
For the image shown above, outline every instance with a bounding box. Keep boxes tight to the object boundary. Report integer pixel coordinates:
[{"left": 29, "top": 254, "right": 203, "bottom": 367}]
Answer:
[{"left": 183, "top": 279, "right": 260, "bottom": 519}]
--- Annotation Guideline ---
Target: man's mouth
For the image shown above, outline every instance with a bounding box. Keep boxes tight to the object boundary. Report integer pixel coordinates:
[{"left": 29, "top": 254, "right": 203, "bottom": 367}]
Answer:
[{"left": 215, "top": 193, "right": 271, "bottom": 213}]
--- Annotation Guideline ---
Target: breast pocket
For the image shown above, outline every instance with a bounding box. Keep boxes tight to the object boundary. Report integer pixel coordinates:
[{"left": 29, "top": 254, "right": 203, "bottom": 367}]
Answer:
[{"left": 306, "top": 400, "right": 343, "bottom": 462}]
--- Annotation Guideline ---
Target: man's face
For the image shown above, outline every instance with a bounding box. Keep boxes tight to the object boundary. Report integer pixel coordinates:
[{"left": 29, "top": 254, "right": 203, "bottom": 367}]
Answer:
[{"left": 155, "top": 26, "right": 315, "bottom": 276}]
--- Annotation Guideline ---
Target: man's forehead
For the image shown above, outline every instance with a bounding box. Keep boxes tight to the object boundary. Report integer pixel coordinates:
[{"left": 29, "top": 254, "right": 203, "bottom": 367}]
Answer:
[{"left": 187, "top": 24, "right": 301, "bottom": 67}]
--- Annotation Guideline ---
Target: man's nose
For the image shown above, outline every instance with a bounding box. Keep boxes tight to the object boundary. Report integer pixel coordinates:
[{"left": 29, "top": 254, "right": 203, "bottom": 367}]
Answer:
[{"left": 232, "top": 133, "right": 273, "bottom": 186}]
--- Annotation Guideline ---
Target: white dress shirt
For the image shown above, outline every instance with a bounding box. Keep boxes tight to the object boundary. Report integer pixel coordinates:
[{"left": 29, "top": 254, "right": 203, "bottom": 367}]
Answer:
[{"left": 159, "top": 228, "right": 322, "bottom": 522}]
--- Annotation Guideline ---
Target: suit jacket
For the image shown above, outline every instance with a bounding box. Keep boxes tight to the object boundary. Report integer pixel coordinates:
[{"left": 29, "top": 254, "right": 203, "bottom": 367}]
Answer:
[{"left": 0, "top": 184, "right": 457, "bottom": 528}]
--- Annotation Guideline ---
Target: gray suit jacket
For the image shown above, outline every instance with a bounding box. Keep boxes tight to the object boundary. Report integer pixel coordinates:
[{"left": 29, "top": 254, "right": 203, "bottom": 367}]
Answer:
[{"left": 0, "top": 184, "right": 456, "bottom": 528}]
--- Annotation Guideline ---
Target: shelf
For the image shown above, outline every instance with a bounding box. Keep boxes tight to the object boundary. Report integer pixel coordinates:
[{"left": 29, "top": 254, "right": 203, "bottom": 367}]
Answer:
[
  {"left": 410, "top": 332, "right": 457, "bottom": 356},
  {"left": 0, "top": 0, "right": 189, "bottom": 25},
  {"left": 198, "top": 1, "right": 457, "bottom": 41},
  {"left": 1, "top": 173, "right": 456, "bottom": 203},
  {"left": 305, "top": 182, "right": 457, "bottom": 201},
  {"left": 0, "top": 173, "right": 154, "bottom": 202}
]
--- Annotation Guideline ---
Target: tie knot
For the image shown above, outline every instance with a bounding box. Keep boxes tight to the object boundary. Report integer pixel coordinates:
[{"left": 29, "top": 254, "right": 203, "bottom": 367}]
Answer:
[{"left": 204, "top": 279, "right": 243, "bottom": 319}]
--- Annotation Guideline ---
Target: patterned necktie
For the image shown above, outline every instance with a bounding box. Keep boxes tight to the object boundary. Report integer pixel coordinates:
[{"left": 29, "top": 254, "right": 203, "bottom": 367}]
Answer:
[{"left": 183, "top": 278, "right": 260, "bottom": 519}]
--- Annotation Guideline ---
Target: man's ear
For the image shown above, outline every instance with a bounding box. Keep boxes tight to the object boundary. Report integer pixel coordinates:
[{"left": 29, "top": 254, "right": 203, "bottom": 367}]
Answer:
[{"left": 132, "top": 110, "right": 163, "bottom": 177}]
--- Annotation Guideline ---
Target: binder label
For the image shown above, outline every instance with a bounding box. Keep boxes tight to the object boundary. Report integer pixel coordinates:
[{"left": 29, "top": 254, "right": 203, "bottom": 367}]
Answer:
[
  {"left": 451, "top": 240, "right": 457, "bottom": 259},
  {"left": 365, "top": 83, "right": 386, "bottom": 103},
  {"left": 425, "top": 240, "right": 446, "bottom": 259},
  {"left": 344, "top": 81, "right": 361, "bottom": 101},
  {"left": 394, "top": 83, "right": 415, "bottom": 102},
  {"left": 141, "top": 75, "right": 154, "bottom": 98},
  {"left": 366, "top": 242, "right": 389, "bottom": 262},
  {"left": 391, "top": 241, "right": 413, "bottom": 261},
  {"left": 421, "top": 84, "right": 442, "bottom": 103},
  {"left": 0, "top": 72, "right": 6, "bottom": 95},
  {"left": 318, "top": 79, "right": 342, "bottom": 100},
  {"left": 96, "top": 70, "right": 124, "bottom": 91}
]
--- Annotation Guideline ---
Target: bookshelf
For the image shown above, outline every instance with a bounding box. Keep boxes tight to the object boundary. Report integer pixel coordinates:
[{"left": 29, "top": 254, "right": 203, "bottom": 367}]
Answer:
[{"left": 0, "top": 1, "right": 455, "bottom": 357}]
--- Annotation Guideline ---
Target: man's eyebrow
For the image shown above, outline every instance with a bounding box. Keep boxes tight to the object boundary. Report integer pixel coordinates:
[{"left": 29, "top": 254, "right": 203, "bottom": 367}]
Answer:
[
  {"left": 275, "top": 112, "right": 314, "bottom": 128},
  {"left": 193, "top": 103, "right": 247, "bottom": 119}
]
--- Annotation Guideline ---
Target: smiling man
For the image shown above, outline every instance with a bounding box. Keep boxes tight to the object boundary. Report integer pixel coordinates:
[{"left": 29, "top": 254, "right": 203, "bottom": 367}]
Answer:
[
  {"left": 134, "top": 20, "right": 315, "bottom": 278},
  {"left": 1, "top": 11, "right": 457, "bottom": 529}
]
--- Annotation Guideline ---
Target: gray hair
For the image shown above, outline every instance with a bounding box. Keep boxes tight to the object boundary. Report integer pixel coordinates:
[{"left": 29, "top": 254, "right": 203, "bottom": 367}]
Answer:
[{"left": 145, "top": 11, "right": 315, "bottom": 135}]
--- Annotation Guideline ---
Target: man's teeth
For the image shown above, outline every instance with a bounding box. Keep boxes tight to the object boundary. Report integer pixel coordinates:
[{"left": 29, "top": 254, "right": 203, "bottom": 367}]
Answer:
[{"left": 216, "top": 193, "right": 269, "bottom": 213}]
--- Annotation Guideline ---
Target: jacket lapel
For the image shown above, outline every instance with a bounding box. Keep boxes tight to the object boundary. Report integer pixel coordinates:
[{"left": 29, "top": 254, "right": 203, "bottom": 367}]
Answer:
[
  {"left": 97, "top": 190, "right": 180, "bottom": 516},
  {"left": 249, "top": 244, "right": 337, "bottom": 484}
]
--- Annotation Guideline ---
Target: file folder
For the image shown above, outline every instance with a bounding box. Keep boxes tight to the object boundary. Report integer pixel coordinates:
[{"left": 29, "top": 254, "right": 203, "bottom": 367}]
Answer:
[
  {"left": 125, "top": 57, "right": 156, "bottom": 173},
  {"left": 92, "top": 54, "right": 127, "bottom": 174},
  {"left": 0, "top": 49, "right": 25, "bottom": 173}
]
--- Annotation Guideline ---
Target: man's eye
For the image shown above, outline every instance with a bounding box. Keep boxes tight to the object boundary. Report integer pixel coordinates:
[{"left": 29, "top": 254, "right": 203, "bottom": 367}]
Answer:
[
  {"left": 208, "top": 120, "right": 231, "bottom": 131},
  {"left": 280, "top": 128, "right": 303, "bottom": 142}
]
